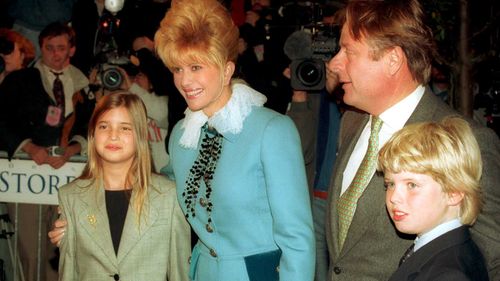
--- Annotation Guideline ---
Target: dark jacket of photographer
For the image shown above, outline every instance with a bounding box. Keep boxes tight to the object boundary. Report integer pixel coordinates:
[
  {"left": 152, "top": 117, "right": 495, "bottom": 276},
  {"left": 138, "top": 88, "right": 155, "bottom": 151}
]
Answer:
[{"left": 0, "top": 62, "right": 89, "bottom": 159}]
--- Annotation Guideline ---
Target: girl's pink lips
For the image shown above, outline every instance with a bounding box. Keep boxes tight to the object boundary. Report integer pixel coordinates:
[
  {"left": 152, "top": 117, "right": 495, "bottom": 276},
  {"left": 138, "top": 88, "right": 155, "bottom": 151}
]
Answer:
[{"left": 105, "top": 144, "right": 121, "bottom": 151}]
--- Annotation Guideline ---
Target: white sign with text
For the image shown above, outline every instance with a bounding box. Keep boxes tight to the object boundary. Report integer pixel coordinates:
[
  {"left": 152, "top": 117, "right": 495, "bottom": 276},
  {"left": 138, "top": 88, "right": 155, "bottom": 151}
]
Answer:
[{"left": 0, "top": 158, "right": 85, "bottom": 205}]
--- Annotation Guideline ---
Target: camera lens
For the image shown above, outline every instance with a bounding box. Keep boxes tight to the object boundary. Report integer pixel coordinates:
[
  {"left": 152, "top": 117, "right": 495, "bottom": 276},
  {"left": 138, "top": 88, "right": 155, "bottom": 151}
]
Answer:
[
  {"left": 101, "top": 67, "right": 123, "bottom": 91},
  {"left": 296, "top": 59, "right": 323, "bottom": 86},
  {"left": 290, "top": 58, "right": 325, "bottom": 91}
]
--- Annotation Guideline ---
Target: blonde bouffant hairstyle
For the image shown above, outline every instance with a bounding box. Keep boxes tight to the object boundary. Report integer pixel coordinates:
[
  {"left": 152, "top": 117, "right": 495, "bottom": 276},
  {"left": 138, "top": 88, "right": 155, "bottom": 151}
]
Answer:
[
  {"left": 154, "top": 0, "right": 239, "bottom": 73},
  {"left": 378, "top": 117, "right": 483, "bottom": 225}
]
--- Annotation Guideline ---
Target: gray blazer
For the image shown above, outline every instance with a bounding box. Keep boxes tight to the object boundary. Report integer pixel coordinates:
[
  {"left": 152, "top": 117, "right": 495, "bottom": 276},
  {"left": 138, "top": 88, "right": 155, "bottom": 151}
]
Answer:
[
  {"left": 58, "top": 174, "right": 191, "bottom": 281},
  {"left": 326, "top": 89, "right": 500, "bottom": 280}
]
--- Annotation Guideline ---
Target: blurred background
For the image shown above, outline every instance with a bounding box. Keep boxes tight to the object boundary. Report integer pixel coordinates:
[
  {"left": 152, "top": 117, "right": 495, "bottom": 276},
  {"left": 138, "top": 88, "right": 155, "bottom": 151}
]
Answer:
[{"left": 1, "top": 0, "right": 499, "bottom": 134}]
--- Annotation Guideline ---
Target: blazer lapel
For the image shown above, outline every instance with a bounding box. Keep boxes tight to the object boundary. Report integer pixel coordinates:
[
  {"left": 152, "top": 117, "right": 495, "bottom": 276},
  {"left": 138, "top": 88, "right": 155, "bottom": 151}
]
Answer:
[
  {"left": 78, "top": 185, "right": 117, "bottom": 264},
  {"left": 116, "top": 188, "right": 160, "bottom": 264},
  {"left": 393, "top": 226, "right": 470, "bottom": 280}
]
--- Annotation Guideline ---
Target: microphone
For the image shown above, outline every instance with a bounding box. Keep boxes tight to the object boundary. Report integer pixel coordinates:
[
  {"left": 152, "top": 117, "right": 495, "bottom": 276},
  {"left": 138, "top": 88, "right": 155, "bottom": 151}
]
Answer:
[{"left": 283, "top": 30, "right": 313, "bottom": 61}]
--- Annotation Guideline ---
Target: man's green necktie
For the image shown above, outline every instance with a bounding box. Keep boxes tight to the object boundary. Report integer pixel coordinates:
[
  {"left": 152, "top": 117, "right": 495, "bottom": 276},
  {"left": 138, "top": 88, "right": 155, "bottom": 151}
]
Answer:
[{"left": 337, "top": 116, "right": 383, "bottom": 250}]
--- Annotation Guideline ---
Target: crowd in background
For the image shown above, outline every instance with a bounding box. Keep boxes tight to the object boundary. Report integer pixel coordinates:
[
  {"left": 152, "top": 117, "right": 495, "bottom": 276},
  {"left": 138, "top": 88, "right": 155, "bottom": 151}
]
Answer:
[{"left": 0, "top": 0, "right": 499, "bottom": 281}]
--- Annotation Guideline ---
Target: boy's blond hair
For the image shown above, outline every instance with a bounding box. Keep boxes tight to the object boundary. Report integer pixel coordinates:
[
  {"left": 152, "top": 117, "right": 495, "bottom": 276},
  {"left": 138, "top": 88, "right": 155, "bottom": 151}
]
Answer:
[{"left": 378, "top": 117, "right": 482, "bottom": 225}]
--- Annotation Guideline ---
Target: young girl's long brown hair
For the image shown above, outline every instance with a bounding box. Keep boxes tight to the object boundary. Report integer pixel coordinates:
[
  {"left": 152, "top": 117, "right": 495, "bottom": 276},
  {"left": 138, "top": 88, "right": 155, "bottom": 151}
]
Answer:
[{"left": 80, "top": 93, "right": 152, "bottom": 224}]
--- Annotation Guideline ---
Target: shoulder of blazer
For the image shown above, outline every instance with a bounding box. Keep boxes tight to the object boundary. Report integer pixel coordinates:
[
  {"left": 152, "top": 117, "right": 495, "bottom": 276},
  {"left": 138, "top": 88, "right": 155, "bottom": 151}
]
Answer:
[
  {"left": 150, "top": 174, "right": 176, "bottom": 195},
  {"left": 249, "top": 106, "right": 286, "bottom": 124},
  {"left": 59, "top": 178, "right": 94, "bottom": 196},
  {"left": 232, "top": 106, "right": 293, "bottom": 139},
  {"left": 408, "top": 89, "right": 457, "bottom": 124},
  {"left": 412, "top": 91, "right": 498, "bottom": 141}
]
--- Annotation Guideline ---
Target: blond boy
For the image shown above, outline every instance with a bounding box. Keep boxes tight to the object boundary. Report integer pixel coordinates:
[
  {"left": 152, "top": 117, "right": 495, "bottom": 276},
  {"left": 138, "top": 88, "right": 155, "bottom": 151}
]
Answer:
[{"left": 378, "top": 117, "right": 489, "bottom": 281}]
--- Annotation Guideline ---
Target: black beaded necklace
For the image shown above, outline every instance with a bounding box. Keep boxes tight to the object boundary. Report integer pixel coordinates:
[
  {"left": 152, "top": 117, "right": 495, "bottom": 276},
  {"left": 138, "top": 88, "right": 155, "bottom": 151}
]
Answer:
[{"left": 182, "top": 124, "right": 223, "bottom": 231}]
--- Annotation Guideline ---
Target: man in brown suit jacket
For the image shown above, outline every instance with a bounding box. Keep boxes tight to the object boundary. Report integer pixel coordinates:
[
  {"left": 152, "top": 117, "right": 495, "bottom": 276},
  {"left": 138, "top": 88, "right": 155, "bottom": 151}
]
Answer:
[{"left": 325, "top": 0, "right": 500, "bottom": 280}]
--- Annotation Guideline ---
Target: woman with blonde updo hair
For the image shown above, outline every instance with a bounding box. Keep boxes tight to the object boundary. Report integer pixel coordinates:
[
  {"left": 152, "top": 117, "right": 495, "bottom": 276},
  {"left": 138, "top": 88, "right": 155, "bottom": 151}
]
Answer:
[{"left": 155, "top": 0, "right": 315, "bottom": 280}]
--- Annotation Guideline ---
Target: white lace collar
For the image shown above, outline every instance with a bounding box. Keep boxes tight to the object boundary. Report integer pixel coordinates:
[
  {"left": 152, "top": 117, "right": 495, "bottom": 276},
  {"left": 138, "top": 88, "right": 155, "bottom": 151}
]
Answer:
[{"left": 179, "top": 82, "right": 267, "bottom": 149}]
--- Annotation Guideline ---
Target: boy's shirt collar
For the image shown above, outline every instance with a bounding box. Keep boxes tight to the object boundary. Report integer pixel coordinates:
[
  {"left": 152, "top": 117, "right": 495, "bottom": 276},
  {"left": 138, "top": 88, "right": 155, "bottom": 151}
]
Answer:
[{"left": 414, "top": 218, "right": 462, "bottom": 252}]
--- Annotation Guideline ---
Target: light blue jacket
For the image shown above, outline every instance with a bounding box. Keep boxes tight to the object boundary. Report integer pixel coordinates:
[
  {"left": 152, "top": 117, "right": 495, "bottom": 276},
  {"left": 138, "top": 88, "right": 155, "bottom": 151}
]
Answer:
[{"left": 165, "top": 96, "right": 315, "bottom": 281}]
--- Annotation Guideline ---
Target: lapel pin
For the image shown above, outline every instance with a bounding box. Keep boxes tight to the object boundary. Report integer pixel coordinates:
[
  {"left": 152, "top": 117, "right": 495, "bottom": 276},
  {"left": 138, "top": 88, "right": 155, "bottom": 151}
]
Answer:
[{"left": 87, "top": 214, "right": 97, "bottom": 227}]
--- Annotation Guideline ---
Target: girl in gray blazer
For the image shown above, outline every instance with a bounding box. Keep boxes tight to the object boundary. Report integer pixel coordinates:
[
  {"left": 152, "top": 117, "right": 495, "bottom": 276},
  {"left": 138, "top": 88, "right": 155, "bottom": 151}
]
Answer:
[{"left": 58, "top": 93, "right": 191, "bottom": 281}]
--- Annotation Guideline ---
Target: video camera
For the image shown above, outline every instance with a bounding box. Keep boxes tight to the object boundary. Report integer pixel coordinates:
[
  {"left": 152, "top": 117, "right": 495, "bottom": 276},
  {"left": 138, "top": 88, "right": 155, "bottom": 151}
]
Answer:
[
  {"left": 92, "top": 2, "right": 130, "bottom": 91},
  {"left": 284, "top": 24, "right": 339, "bottom": 91},
  {"left": 94, "top": 50, "right": 130, "bottom": 91}
]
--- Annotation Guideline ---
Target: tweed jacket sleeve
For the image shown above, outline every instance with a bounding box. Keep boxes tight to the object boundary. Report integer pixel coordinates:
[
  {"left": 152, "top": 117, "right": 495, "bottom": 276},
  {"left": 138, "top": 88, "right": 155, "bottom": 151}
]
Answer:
[
  {"left": 166, "top": 177, "right": 191, "bottom": 281},
  {"left": 58, "top": 179, "right": 80, "bottom": 281}
]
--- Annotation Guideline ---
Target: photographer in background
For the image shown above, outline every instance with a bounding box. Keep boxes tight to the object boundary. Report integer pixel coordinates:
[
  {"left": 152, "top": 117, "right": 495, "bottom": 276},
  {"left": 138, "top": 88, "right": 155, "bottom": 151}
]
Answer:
[
  {"left": 71, "top": 0, "right": 182, "bottom": 150},
  {"left": 87, "top": 34, "right": 183, "bottom": 164},
  {"left": 284, "top": 5, "right": 346, "bottom": 280},
  {"left": 286, "top": 67, "right": 344, "bottom": 281},
  {"left": 71, "top": 0, "right": 170, "bottom": 75}
]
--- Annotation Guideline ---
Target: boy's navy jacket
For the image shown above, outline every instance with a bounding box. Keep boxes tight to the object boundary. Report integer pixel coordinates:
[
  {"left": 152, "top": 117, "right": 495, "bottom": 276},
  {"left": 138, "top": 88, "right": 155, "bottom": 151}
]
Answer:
[{"left": 388, "top": 226, "right": 489, "bottom": 281}]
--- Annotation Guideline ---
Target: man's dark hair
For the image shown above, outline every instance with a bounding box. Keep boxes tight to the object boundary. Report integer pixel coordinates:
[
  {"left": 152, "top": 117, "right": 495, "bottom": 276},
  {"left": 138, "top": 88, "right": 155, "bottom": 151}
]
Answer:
[{"left": 38, "top": 21, "right": 76, "bottom": 47}]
